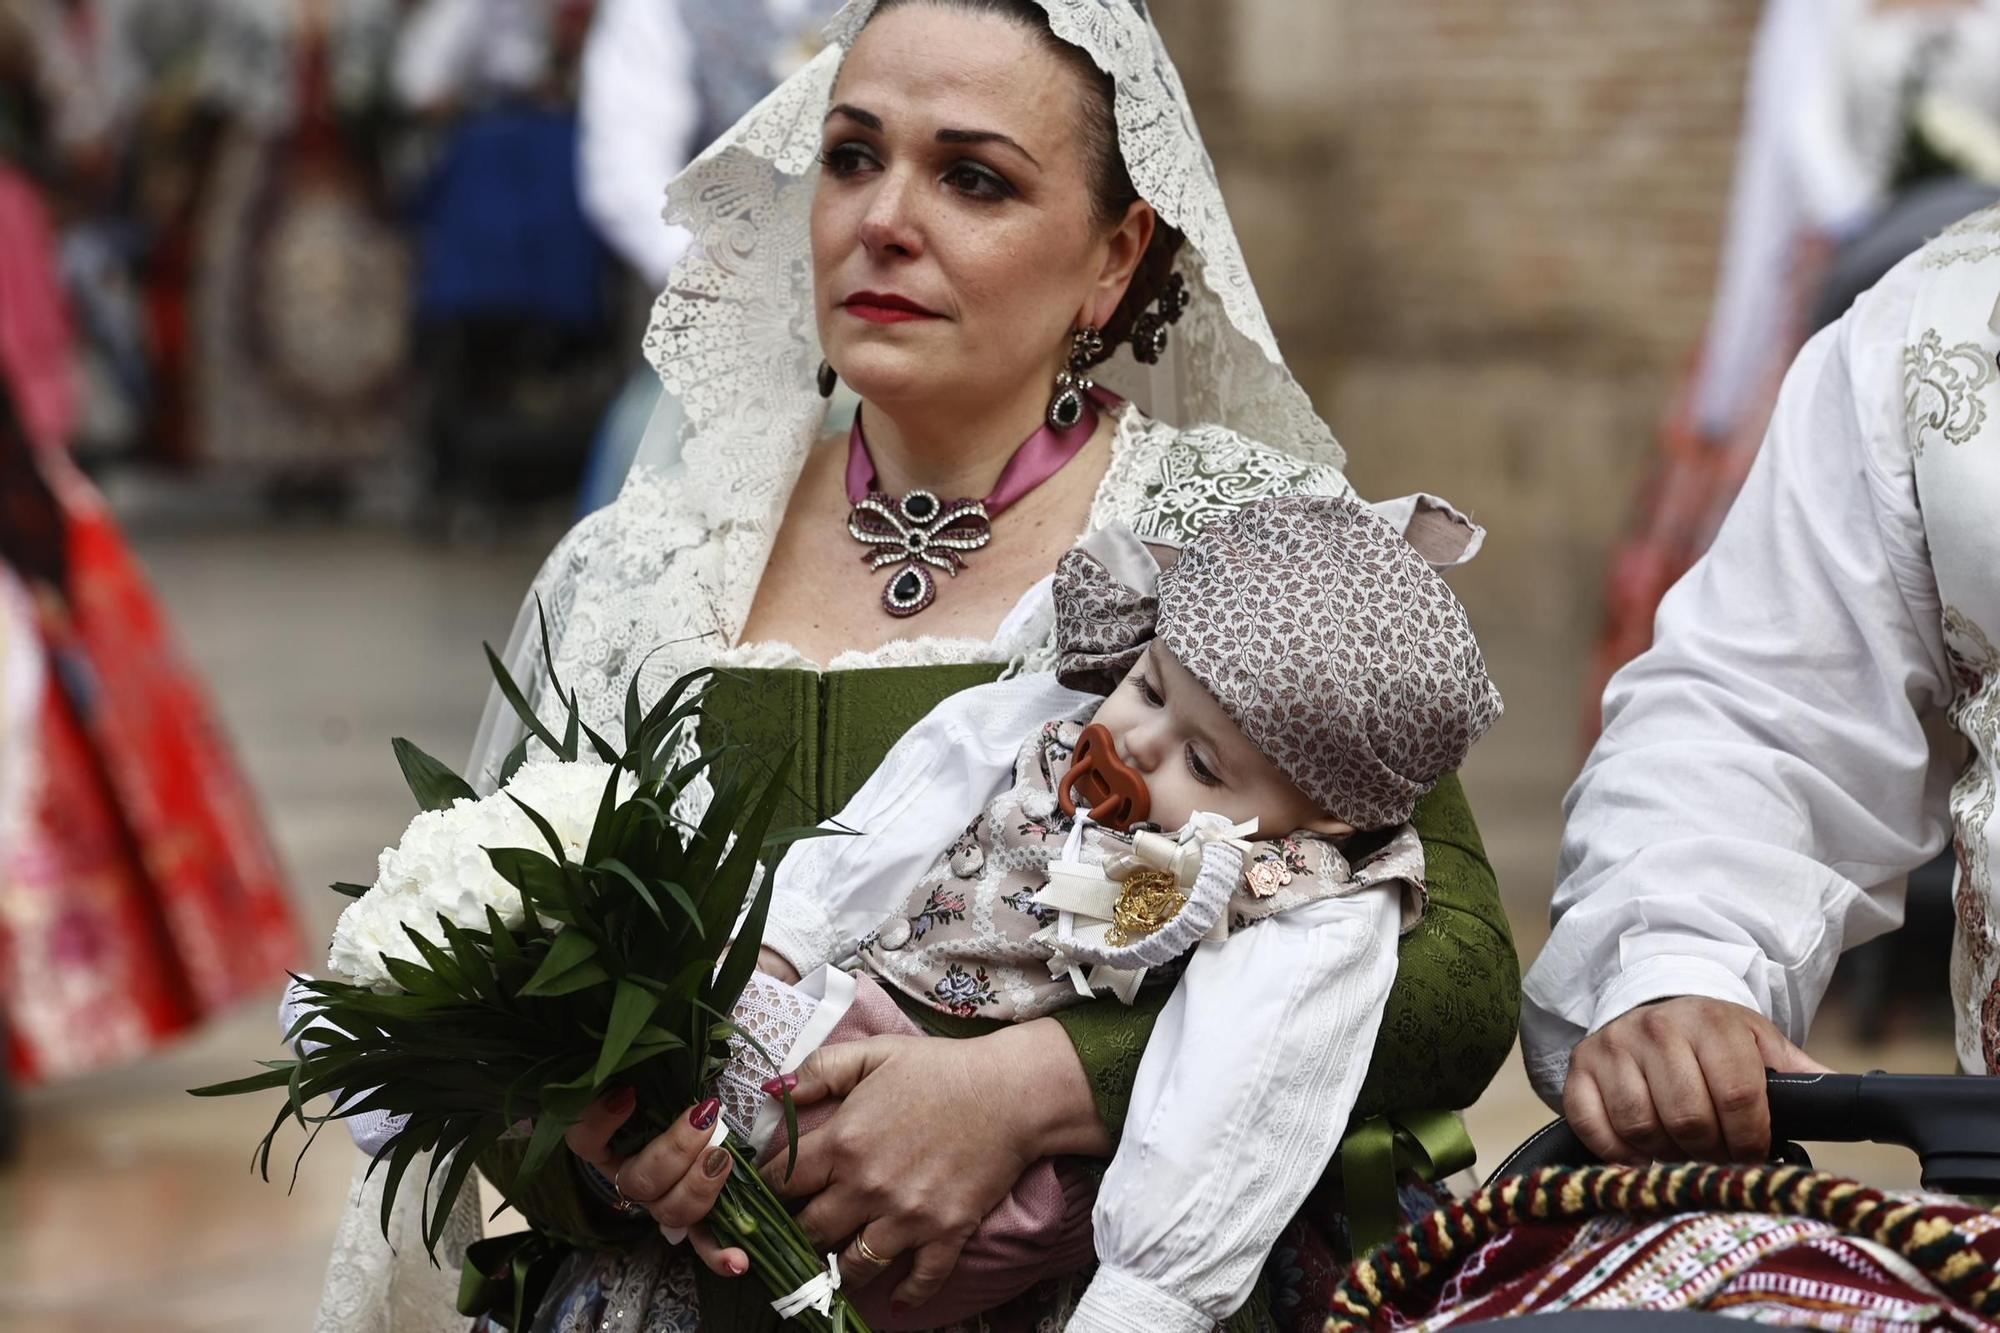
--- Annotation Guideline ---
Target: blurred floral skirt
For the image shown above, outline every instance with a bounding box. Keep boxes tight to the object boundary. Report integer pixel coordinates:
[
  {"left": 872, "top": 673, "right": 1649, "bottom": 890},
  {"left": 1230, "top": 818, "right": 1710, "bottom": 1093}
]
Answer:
[{"left": 0, "top": 459, "right": 299, "bottom": 1082}]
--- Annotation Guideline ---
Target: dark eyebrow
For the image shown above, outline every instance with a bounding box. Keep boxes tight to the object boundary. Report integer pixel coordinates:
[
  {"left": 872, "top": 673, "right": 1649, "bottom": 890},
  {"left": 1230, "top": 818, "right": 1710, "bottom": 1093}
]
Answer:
[
  {"left": 824, "top": 104, "right": 1041, "bottom": 169},
  {"left": 826, "top": 103, "right": 882, "bottom": 131},
  {"left": 935, "top": 127, "right": 1040, "bottom": 168}
]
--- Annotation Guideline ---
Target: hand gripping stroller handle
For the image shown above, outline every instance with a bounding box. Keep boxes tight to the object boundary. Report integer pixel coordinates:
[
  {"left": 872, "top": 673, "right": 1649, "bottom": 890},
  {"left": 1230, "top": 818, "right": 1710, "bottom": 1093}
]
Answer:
[{"left": 1496, "top": 1071, "right": 2000, "bottom": 1196}]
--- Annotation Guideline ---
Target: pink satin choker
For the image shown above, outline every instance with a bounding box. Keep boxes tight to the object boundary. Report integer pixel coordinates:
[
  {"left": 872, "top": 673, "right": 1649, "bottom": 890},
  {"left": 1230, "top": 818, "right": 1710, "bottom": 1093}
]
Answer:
[{"left": 844, "top": 389, "right": 1116, "bottom": 617}]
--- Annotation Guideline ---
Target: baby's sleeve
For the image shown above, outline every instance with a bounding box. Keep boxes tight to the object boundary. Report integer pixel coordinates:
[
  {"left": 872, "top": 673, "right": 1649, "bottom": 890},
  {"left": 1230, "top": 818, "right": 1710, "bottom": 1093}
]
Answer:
[{"left": 1068, "top": 885, "right": 1403, "bottom": 1332}]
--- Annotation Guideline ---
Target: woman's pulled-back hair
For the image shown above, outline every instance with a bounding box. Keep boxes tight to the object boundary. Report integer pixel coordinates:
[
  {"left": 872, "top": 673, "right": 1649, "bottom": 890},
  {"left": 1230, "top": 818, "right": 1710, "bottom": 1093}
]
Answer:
[{"left": 866, "top": 0, "right": 1187, "bottom": 363}]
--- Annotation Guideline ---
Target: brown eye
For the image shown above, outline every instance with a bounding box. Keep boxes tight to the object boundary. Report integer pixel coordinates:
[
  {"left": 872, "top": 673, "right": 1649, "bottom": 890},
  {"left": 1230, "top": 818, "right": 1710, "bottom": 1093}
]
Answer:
[
  {"left": 818, "top": 143, "right": 877, "bottom": 177},
  {"left": 944, "top": 161, "right": 1013, "bottom": 201},
  {"left": 1137, "top": 675, "right": 1163, "bottom": 706},
  {"left": 1184, "top": 744, "right": 1220, "bottom": 787}
]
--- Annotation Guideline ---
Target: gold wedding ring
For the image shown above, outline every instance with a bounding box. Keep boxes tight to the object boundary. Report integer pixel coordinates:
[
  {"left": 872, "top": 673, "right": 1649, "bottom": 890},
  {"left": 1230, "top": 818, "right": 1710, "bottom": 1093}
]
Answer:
[
  {"left": 611, "top": 1163, "right": 649, "bottom": 1217},
  {"left": 852, "top": 1232, "right": 888, "bottom": 1266}
]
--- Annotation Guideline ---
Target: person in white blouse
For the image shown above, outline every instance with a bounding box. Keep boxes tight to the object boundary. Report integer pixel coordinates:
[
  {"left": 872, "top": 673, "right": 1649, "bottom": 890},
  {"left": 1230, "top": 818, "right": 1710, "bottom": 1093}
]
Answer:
[
  {"left": 1524, "top": 212, "right": 2000, "bottom": 1167},
  {"left": 1694, "top": 0, "right": 2000, "bottom": 441},
  {"left": 576, "top": 0, "right": 696, "bottom": 290},
  {"left": 391, "top": 0, "right": 553, "bottom": 114}
]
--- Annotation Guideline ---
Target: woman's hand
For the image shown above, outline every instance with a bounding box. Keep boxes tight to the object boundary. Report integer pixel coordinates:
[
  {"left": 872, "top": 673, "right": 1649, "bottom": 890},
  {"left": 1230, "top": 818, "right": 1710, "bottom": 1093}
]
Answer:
[
  {"left": 756, "top": 945, "right": 802, "bottom": 985},
  {"left": 564, "top": 1090, "right": 750, "bottom": 1278},
  {"left": 765, "top": 1018, "right": 1111, "bottom": 1313},
  {"left": 1564, "top": 996, "right": 1830, "bottom": 1165}
]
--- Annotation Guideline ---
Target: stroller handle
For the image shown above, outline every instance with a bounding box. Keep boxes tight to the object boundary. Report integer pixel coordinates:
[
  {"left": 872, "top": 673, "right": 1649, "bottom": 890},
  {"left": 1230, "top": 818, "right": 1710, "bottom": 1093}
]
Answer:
[
  {"left": 1495, "top": 1070, "right": 2000, "bottom": 1195},
  {"left": 1766, "top": 1070, "right": 2000, "bottom": 1195}
]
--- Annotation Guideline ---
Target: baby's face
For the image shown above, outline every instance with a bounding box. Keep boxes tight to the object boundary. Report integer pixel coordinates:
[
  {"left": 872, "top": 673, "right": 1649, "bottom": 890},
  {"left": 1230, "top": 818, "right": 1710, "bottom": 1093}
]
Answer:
[{"left": 1089, "top": 643, "right": 1351, "bottom": 838}]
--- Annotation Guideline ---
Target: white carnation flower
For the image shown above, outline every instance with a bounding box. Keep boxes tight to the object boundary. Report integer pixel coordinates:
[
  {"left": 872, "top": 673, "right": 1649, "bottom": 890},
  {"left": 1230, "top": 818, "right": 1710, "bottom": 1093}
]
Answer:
[{"left": 328, "top": 758, "right": 628, "bottom": 990}]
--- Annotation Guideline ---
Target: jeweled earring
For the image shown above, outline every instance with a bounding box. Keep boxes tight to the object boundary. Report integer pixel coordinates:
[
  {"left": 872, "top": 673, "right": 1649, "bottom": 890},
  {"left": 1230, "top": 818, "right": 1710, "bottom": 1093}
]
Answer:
[
  {"left": 1129, "top": 272, "right": 1188, "bottom": 366},
  {"left": 1047, "top": 327, "right": 1104, "bottom": 431},
  {"left": 817, "top": 359, "right": 838, "bottom": 399}
]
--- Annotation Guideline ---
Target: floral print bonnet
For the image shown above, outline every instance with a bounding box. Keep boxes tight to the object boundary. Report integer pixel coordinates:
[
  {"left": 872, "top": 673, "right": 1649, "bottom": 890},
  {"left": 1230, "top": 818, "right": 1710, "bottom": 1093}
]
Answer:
[{"left": 1053, "top": 495, "right": 1503, "bottom": 830}]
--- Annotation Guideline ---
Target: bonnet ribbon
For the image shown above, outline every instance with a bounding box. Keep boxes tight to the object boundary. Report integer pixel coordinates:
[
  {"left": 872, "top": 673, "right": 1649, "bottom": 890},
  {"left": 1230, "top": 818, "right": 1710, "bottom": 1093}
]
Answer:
[{"left": 1052, "top": 524, "right": 1165, "bottom": 696}]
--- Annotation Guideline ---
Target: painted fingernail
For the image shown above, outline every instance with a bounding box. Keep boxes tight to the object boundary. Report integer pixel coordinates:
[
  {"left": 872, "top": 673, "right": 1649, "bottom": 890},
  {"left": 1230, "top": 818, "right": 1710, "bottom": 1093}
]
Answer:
[
  {"left": 728, "top": 1256, "right": 748, "bottom": 1276},
  {"left": 659, "top": 1223, "right": 688, "bottom": 1245},
  {"left": 689, "top": 1098, "right": 721, "bottom": 1130},
  {"left": 606, "top": 1086, "right": 637, "bottom": 1114},
  {"left": 892, "top": 1301, "right": 908, "bottom": 1314},
  {"left": 701, "top": 1146, "right": 730, "bottom": 1179},
  {"left": 760, "top": 1073, "right": 798, "bottom": 1099}
]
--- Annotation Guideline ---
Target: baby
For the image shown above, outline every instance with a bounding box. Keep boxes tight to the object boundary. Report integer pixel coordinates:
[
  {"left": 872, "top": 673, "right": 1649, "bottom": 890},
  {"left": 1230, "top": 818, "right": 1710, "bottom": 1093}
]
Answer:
[{"left": 728, "top": 493, "right": 1502, "bottom": 1329}]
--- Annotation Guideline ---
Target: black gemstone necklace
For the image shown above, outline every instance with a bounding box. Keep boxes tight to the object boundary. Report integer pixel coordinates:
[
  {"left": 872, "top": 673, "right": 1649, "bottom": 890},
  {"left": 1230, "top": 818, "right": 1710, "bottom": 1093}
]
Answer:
[{"left": 842, "top": 395, "right": 1105, "bottom": 617}]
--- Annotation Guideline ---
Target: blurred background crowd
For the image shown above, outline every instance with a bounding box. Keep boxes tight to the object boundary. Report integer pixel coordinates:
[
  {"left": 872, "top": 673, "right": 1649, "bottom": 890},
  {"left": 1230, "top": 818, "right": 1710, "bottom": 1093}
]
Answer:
[{"left": 4, "top": 0, "right": 2000, "bottom": 1328}]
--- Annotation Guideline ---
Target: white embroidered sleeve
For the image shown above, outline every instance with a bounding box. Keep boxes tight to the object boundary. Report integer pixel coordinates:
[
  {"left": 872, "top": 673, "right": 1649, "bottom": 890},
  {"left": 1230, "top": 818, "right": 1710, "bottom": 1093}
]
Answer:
[
  {"left": 1522, "top": 252, "right": 1956, "bottom": 1105},
  {"left": 1077, "top": 887, "right": 1403, "bottom": 1328},
  {"left": 761, "top": 672, "right": 1097, "bottom": 975}
]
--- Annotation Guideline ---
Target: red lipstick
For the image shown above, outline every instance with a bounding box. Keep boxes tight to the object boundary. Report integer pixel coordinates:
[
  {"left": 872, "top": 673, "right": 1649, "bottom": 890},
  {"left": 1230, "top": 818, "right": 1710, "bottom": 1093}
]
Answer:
[{"left": 842, "top": 291, "right": 943, "bottom": 324}]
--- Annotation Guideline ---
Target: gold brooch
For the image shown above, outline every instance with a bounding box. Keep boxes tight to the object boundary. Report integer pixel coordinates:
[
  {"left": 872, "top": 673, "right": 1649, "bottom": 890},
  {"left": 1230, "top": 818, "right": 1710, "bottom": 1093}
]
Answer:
[{"left": 1107, "top": 868, "right": 1187, "bottom": 946}]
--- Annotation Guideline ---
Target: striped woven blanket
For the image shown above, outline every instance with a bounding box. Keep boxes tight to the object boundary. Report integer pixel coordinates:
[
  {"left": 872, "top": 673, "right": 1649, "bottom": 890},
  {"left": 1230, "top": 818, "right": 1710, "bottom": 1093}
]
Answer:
[{"left": 1328, "top": 1164, "right": 2000, "bottom": 1331}]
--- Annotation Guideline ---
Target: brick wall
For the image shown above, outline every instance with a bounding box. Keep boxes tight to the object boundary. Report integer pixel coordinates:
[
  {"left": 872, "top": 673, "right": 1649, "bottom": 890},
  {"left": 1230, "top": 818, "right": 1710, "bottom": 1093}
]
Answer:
[{"left": 1150, "top": 0, "right": 1762, "bottom": 640}]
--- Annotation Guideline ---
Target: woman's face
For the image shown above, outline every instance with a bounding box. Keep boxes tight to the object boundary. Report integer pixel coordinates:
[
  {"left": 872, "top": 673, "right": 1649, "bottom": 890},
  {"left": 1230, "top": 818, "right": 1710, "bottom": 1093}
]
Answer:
[{"left": 811, "top": 5, "right": 1149, "bottom": 418}]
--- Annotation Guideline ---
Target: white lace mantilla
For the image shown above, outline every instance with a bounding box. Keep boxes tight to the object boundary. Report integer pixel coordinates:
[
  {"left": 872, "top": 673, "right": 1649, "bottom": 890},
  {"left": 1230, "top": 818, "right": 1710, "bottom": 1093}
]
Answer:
[{"left": 623, "top": 0, "right": 1344, "bottom": 652}]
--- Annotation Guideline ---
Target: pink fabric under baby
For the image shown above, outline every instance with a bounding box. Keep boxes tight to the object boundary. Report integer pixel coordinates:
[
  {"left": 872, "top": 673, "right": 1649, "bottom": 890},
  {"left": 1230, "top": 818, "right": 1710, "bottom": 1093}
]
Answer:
[{"left": 766, "top": 971, "right": 1099, "bottom": 1331}]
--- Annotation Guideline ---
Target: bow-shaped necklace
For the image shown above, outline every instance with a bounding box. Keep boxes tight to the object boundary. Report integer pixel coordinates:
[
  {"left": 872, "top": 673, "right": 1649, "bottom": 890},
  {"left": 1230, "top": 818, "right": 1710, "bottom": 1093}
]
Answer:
[{"left": 844, "top": 392, "right": 1107, "bottom": 617}]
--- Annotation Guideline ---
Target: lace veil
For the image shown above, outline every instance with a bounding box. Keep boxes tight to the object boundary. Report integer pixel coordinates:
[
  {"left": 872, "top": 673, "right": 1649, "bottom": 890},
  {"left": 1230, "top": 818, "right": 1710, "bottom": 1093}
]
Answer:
[
  {"left": 324, "top": 5, "right": 1344, "bottom": 1328},
  {"left": 638, "top": 0, "right": 1341, "bottom": 494}
]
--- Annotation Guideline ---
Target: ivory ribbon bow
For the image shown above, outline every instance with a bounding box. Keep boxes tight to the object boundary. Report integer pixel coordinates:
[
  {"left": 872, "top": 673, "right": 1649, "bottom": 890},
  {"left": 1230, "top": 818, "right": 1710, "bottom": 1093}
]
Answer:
[{"left": 771, "top": 1254, "right": 844, "bottom": 1320}]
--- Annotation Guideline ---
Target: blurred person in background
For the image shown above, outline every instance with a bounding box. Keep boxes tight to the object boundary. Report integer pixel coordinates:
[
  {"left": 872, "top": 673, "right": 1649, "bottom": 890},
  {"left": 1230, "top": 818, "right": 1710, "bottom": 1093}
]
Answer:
[
  {"left": 1587, "top": 0, "right": 2000, "bottom": 731},
  {"left": 0, "top": 15, "right": 299, "bottom": 1145},
  {"left": 7, "top": 0, "right": 154, "bottom": 463},
  {"left": 392, "top": 0, "right": 622, "bottom": 530},
  {"left": 190, "top": 0, "right": 410, "bottom": 512},
  {"left": 570, "top": 0, "right": 844, "bottom": 513}
]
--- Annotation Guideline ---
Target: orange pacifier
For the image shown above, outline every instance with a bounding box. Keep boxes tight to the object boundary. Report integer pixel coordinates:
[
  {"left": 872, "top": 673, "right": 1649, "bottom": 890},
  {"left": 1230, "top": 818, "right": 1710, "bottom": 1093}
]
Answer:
[{"left": 1057, "top": 723, "right": 1151, "bottom": 832}]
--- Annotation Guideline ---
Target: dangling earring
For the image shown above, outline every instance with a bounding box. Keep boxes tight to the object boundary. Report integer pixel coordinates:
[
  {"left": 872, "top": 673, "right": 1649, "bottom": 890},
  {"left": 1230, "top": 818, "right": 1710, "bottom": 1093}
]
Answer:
[
  {"left": 1047, "top": 327, "right": 1104, "bottom": 431},
  {"left": 817, "top": 359, "right": 838, "bottom": 399}
]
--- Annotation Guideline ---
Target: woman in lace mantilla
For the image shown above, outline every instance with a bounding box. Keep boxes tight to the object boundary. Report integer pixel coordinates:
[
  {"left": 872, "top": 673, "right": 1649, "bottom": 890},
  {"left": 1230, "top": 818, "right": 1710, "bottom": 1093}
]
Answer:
[{"left": 311, "top": 4, "right": 1517, "bottom": 1332}]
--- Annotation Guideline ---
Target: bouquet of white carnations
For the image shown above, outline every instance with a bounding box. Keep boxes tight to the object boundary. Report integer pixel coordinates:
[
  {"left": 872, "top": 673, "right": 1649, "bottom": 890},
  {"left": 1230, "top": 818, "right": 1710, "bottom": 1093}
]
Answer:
[{"left": 193, "top": 622, "right": 870, "bottom": 1332}]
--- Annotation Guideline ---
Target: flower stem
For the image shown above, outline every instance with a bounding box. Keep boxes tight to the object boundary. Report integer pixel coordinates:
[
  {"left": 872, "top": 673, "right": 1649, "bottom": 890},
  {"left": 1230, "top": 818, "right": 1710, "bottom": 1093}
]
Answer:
[{"left": 709, "top": 1137, "right": 873, "bottom": 1332}]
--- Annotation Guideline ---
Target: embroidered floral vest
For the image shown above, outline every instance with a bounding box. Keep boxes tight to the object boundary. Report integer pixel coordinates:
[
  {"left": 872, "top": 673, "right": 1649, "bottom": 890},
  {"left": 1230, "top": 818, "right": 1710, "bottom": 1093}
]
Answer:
[
  {"left": 1907, "top": 207, "right": 2000, "bottom": 1073},
  {"left": 856, "top": 711, "right": 1425, "bottom": 1023}
]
